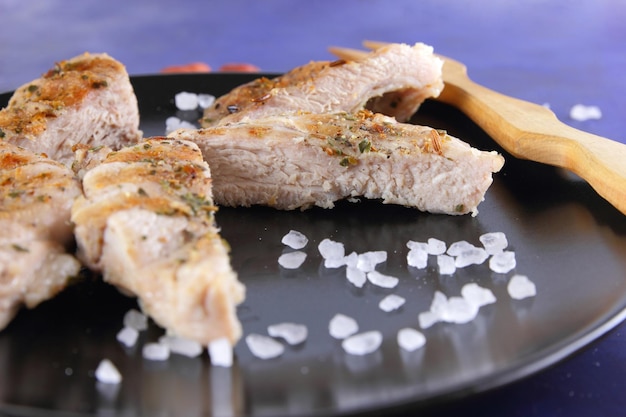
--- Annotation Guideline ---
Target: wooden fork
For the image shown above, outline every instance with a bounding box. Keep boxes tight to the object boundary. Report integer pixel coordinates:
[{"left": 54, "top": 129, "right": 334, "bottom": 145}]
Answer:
[{"left": 329, "top": 42, "right": 626, "bottom": 215}]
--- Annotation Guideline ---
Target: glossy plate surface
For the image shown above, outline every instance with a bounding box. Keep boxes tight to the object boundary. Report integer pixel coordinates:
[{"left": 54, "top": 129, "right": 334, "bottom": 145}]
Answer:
[{"left": 1, "top": 74, "right": 625, "bottom": 417}]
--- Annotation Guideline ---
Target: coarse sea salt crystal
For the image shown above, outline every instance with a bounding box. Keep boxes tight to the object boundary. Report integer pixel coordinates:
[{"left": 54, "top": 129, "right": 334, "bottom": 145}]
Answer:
[
  {"left": 281, "top": 230, "right": 308, "bottom": 250},
  {"left": 174, "top": 91, "right": 199, "bottom": 111},
  {"left": 318, "top": 239, "right": 345, "bottom": 262},
  {"left": 208, "top": 337, "right": 233, "bottom": 367},
  {"left": 197, "top": 93, "right": 216, "bottom": 109},
  {"left": 418, "top": 310, "right": 440, "bottom": 329},
  {"left": 268, "top": 322, "right": 308, "bottom": 345},
  {"left": 406, "top": 240, "right": 428, "bottom": 252},
  {"left": 116, "top": 326, "right": 139, "bottom": 348},
  {"left": 346, "top": 266, "right": 367, "bottom": 288},
  {"left": 429, "top": 291, "right": 448, "bottom": 317},
  {"left": 508, "top": 274, "right": 537, "bottom": 300},
  {"left": 95, "top": 359, "right": 122, "bottom": 384},
  {"left": 427, "top": 238, "right": 447, "bottom": 255},
  {"left": 342, "top": 331, "right": 383, "bottom": 355},
  {"left": 245, "top": 333, "right": 284, "bottom": 359},
  {"left": 479, "top": 232, "right": 508, "bottom": 255},
  {"left": 329, "top": 313, "right": 359, "bottom": 339},
  {"left": 123, "top": 309, "right": 148, "bottom": 331},
  {"left": 324, "top": 255, "right": 347, "bottom": 269},
  {"left": 142, "top": 343, "right": 170, "bottom": 361},
  {"left": 278, "top": 251, "right": 307, "bottom": 269},
  {"left": 569, "top": 104, "right": 602, "bottom": 121},
  {"left": 356, "top": 251, "right": 387, "bottom": 272},
  {"left": 461, "top": 283, "right": 496, "bottom": 308},
  {"left": 441, "top": 296, "right": 479, "bottom": 324},
  {"left": 343, "top": 252, "right": 358, "bottom": 268},
  {"left": 489, "top": 250, "right": 517, "bottom": 274},
  {"left": 366, "top": 271, "right": 399, "bottom": 288},
  {"left": 379, "top": 294, "right": 406, "bottom": 312},
  {"left": 454, "top": 247, "right": 489, "bottom": 268},
  {"left": 165, "top": 116, "right": 196, "bottom": 134},
  {"left": 397, "top": 328, "right": 426, "bottom": 351},
  {"left": 447, "top": 240, "right": 476, "bottom": 257},
  {"left": 159, "top": 335, "right": 203, "bottom": 358},
  {"left": 437, "top": 254, "right": 456, "bottom": 275},
  {"left": 407, "top": 247, "right": 428, "bottom": 269}
]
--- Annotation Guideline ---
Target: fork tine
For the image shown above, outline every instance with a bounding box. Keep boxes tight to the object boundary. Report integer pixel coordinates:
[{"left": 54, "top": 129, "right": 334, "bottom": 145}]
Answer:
[
  {"left": 327, "top": 46, "right": 369, "bottom": 62},
  {"left": 362, "top": 40, "right": 389, "bottom": 50}
]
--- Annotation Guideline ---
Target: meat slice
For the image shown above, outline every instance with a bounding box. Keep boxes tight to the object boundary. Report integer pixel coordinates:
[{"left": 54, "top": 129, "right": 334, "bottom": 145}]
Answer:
[
  {"left": 0, "top": 52, "right": 142, "bottom": 167},
  {"left": 71, "top": 138, "right": 245, "bottom": 345},
  {"left": 170, "top": 110, "right": 504, "bottom": 215},
  {"left": 201, "top": 42, "right": 443, "bottom": 126},
  {"left": 0, "top": 141, "right": 81, "bottom": 330}
]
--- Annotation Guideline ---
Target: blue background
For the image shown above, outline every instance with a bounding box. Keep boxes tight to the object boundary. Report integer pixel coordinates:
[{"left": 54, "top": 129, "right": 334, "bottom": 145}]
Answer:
[{"left": 1, "top": 1, "right": 625, "bottom": 415}]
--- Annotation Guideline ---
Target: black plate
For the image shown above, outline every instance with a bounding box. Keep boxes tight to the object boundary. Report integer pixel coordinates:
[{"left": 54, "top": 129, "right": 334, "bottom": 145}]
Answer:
[{"left": 1, "top": 74, "right": 626, "bottom": 417}]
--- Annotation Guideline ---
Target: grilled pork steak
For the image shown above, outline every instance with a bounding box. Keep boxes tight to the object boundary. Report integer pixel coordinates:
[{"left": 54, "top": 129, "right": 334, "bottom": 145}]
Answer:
[
  {"left": 0, "top": 141, "right": 81, "bottom": 329},
  {"left": 0, "top": 52, "right": 142, "bottom": 167},
  {"left": 71, "top": 138, "right": 245, "bottom": 345},
  {"left": 201, "top": 42, "right": 443, "bottom": 126},
  {"left": 170, "top": 110, "right": 504, "bottom": 215}
]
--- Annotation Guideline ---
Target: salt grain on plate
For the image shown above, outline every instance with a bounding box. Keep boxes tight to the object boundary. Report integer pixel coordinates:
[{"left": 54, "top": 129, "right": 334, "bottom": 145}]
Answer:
[
  {"left": 142, "top": 342, "right": 170, "bottom": 361},
  {"left": 346, "top": 266, "right": 367, "bottom": 288},
  {"left": 281, "top": 230, "right": 308, "bottom": 250},
  {"left": 174, "top": 91, "right": 199, "bottom": 111},
  {"left": 569, "top": 104, "right": 602, "bottom": 121},
  {"left": 397, "top": 328, "right": 426, "bottom": 351},
  {"left": 116, "top": 326, "right": 139, "bottom": 348},
  {"left": 123, "top": 308, "right": 148, "bottom": 331},
  {"left": 245, "top": 333, "right": 284, "bottom": 359},
  {"left": 342, "top": 331, "right": 383, "bottom": 355},
  {"left": 437, "top": 254, "right": 456, "bottom": 275},
  {"left": 454, "top": 247, "right": 488, "bottom": 268},
  {"left": 165, "top": 116, "right": 196, "bottom": 134},
  {"left": 479, "top": 232, "right": 508, "bottom": 255},
  {"left": 159, "top": 335, "right": 203, "bottom": 358},
  {"left": 208, "top": 337, "right": 233, "bottom": 367},
  {"left": 508, "top": 274, "right": 537, "bottom": 300},
  {"left": 447, "top": 240, "right": 476, "bottom": 257},
  {"left": 441, "top": 296, "right": 479, "bottom": 324},
  {"left": 489, "top": 250, "right": 517, "bottom": 274},
  {"left": 278, "top": 251, "right": 307, "bottom": 269},
  {"left": 427, "top": 238, "right": 447, "bottom": 255},
  {"left": 429, "top": 291, "right": 448, "bottom": 316},
  {"left": 95, "top": 359, "right": 122, "bottom": 384},
  {"left": 329, "top": 313, "right": 359, "bottom": 339},
  {"left": 407, "top": 247, "right": 428, "bottom": 269},
  {"left": 197, "top": 93, "right": 216, "bottom": 109},
  {"left": 268, "top": 322, "right": 308, "bottom": 345},
  {"left": 324, "top": 255, "right": 347, "bottom": 269},
  {"left": 418, "top": 310, "right": 440, "bottom": 329},
  {"left": 356, "top": 251, "right": 387, "bottom": 272},
  {"left": 461, "top": 283, "right": 497, "bottom": 308},
  {"left": 366, "top": 270, "right": 399, "bottom": 288},
  {"left": 379, "top": 294, "right": 406, "bottom": 312},
  {"left": 318, "top": 239, "right": 345, "bottom": 264},
  {"left": 343, "top": 251, "right": 358, "bottom": 268},
  {"left": 406, "top": 240, "right": 428, "bottom": 252}
]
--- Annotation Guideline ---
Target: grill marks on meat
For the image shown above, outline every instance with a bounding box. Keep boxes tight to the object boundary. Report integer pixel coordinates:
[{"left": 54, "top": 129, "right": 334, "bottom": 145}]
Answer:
[
  {"left": 0, "top": 52, "right": 142, "bottom": 167},
  {"left": 170, "top": 110, "right": 504, "bottom": 215},
  {"left": 201, "top": 42, "right": 443, "bottom": 126},
  {"left": 0, "top": 141, "right": 81, "bottom": 329},
  {"left": 71, "top": 138, "right": 245, "bottom": 344}
]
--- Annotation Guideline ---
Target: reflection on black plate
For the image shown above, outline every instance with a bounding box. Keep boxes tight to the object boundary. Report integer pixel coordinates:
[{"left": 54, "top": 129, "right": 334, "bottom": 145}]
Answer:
[{"left": 1, "top": 74, "right": 625, "bottom": 417}]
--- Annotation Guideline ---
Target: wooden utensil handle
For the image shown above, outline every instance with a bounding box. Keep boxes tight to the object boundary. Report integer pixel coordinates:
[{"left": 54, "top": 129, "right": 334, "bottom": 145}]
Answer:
[{"left": 439, "top": 70, "right": 626, "bottom": 215}]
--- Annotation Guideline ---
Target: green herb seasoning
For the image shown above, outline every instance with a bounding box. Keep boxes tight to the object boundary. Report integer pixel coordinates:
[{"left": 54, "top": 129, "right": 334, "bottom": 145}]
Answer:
[
  {"left": 12, "top": 244, "right": 29, "bottom": 253},
  {"left": 358, "top": 140, "right": 371, "bottom": 153}
]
